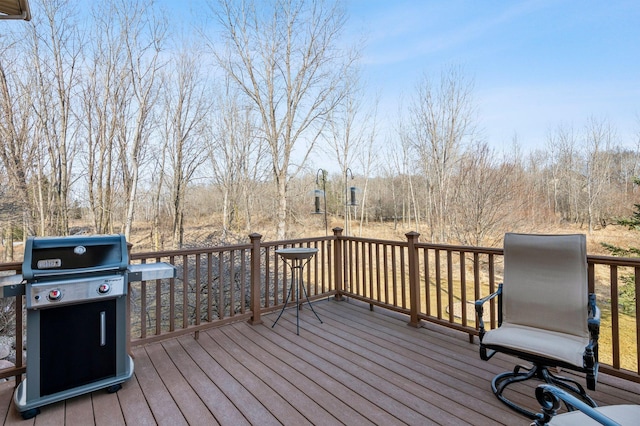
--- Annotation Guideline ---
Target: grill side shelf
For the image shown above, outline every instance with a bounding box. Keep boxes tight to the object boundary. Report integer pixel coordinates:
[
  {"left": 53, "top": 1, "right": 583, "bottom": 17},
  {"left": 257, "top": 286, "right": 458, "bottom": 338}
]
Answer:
[
  {"left": 0, "top": 274, "right": 25, "bottom": 298},
  {"left": 127, "top": 263, "right": 176, "bottom": 282}
]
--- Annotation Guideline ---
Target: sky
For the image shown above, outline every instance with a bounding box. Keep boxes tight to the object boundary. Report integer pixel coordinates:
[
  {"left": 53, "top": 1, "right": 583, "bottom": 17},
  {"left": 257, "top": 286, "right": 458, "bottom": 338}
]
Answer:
[
  {"left": 153, "top": 0, "right": 639, "bottom": 155},
  {"left": 344, "top": 0, "right": 640, "bottom": 153}
]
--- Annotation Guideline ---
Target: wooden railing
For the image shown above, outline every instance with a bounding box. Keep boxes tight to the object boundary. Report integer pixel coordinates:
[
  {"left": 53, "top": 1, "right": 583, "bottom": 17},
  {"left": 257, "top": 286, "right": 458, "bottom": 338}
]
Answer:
[
  {"left": 0, "top": 261, "right": 25, "bottom": 384},
  {"left": 335, "top": 229, "right": 640, "bottom": 384},
  {"left": 127, "top": 234, "right": 335, "bottom": 344},
  {"left": 1, "top": 229, "right": 639, "bottom": 386}
]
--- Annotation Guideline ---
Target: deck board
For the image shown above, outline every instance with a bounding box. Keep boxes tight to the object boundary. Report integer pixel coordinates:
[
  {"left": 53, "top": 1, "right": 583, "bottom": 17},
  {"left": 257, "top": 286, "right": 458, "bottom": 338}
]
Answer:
[
  {"left": 194, "top": 329, "right": 312, "bottom": 426},
  {"left": 176, "top": 333, "right": 280, "bottom": 426},
  {"left": 246, "top": 318, "right": 421, "bottom": 425},
  {"left": 319, "top": 301, "right": 529, "bottom": 421},
  {"left": 314, "top": 303, "right": 520, "bottom": 425},
  {"left": 116, "top": 374, "right": 157, "bottom": 426},
  {"left": 205, "top": 327, "right": 340, "bottom": 425},
  {"left": 270, "top": 314, "right": 465, "bottom": 425},
  {"left": 132, "top": 343, "right": 188, "bottom": 426},
  {"left": 92, "top": 390, "right": 125, "bottom": 426},
  {"left": 223, "top": 320, "right": 376, "bottom": 425},
  {"left": 160, "top": 338, "right": 248, "bottom": 426},
  {"left": 0, "top": 298, "right": 639, "bottom": 425},
  {"left": 0, "top": 383, "right": 14, "bottom": 425}
]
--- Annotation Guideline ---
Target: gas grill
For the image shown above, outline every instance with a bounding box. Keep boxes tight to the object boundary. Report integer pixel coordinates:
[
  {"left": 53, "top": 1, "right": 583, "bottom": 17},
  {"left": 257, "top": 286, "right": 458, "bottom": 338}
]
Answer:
[
  {"left": 23, "top": 234, "right": 129, "bottom": 308},
  {"left": 0, "top": 234, "right": 175, "bottom": 419}
]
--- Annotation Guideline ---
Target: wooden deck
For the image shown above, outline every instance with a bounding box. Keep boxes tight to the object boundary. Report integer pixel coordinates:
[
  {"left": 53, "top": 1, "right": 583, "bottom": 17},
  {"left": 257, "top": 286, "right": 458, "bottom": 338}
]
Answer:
[{"left": 1, "top": 299, "right": 639, "bottom": 425}]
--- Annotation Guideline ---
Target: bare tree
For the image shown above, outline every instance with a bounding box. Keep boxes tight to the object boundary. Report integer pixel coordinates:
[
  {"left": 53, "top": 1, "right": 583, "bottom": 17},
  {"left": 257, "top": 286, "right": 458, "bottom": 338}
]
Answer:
[
  {"left": 406, "top": 65, "right": 477, "bottom": 242},
  {"left": 161, "top": 42, "right": 211, "bottom": 249},
  {"left": 391, "top": 124, "right": 420, "bottom": 230},
  {"left": 207, "top": 0, "right": 354, "bottom": 239},
  {"left": 28, "top": 0, "right": 83, "bottom": 235},
  {"left": 208, "top": 77, "right": 268, "bottom": 241},
  {"left": 546, "top": 124, "right": 582, "bottom": 222},
  {"left": 116, "top": 0, "right": 166, "bottom": 240},
  {"left": 354, "top": 95, "right": 379, "bottom": 235},
  {"left": 81, "top": 0, "right": 131, "bottom": 234},
  {"left": 0, "top": 46, "right": 37, "bottom": 237},
  {"left": 324, "top": 67, "right": 378, "bottom": 236},
  {"left": 149, "top": 136, "right": 168, "bottom": 250},
  {"left": 451, "top": 143, "right": 524, "bottom": 247},
  {"left": 583, "top": 117, "right": 615, "bottom": 232},
  {"left": 77, "top": 0, "right": 165, "bottom": 240}
]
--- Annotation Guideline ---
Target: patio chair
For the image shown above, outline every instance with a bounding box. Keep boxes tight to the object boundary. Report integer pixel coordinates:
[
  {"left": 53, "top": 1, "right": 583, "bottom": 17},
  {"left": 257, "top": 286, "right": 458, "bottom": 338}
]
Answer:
[
  {"left": 475, "top": 233, "right": 600, "bottom": 419},
  {"left": 532, "top": 384, "right": 640, "bottom": 425}
]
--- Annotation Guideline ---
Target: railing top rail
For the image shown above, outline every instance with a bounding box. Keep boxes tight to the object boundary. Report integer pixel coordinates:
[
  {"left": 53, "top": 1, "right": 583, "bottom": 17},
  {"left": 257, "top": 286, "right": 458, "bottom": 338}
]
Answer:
[
  {"left": 337, "top": 235, "right": 409, "bottom": 246},
  {"left": 587, "top": 254, "right": 640, "bottom": 267},
  {"left": 335, "top": 235, "right": 506, "bottom": 254},
  {"left": 9, "top": 238, "right": 640, "bottom": 268},
  {"left": 127, "top": 237, "right": 640, "bottom": 268},
  {"left": 414, "top": 242, "right": 503, "bottom": 254},
  {"left": 259, "top": 236, "right": 334, "bottom": 248},
  {"left": 0, "top": 262, "right": 22, "bottom": 273},
  {"left": 130, "top": 243, "right": 252, "bottom": 259}
]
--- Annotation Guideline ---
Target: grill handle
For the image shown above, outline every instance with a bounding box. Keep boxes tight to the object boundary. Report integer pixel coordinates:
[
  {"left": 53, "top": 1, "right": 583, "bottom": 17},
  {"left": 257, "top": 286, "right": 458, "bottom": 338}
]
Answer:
[{"left": 100, "top": 311, "right": 106, "bottom": 346}]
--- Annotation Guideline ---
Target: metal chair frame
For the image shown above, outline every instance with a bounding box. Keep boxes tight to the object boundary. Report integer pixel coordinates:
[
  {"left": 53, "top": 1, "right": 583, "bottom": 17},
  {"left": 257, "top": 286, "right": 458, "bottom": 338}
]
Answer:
[{"left": 475, "top": 234, "right": 600, "bottom": 420}]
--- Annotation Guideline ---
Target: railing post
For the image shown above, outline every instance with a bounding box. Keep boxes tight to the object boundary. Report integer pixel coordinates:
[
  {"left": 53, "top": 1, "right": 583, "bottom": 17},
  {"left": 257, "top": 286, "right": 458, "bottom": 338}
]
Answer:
[
  {"left": 333, "top": 227, "right": 344, "bottom": 301},
  {"left": 248, "top": 233, "right": 263, "bottom": 325},
  {"left": 406, "top": 231, "right": 421, "bottom": 327}
]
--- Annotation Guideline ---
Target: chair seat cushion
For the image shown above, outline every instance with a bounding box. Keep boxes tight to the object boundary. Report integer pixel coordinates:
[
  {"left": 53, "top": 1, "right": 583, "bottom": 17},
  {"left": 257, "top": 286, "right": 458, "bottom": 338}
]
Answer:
[
  {"left": 549, "top": 404, "right": 640, "bottom": 425},
  {"left": 482, "top": 323, "right": 588, "bottom": 367}
]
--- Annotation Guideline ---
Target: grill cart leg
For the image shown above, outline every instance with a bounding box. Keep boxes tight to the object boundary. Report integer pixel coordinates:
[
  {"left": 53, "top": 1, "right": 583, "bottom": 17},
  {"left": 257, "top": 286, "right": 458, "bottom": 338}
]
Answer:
[
  {"left": 107, "top": 384, "right": 122, "bottom": 393},
  {"left": 21, "top": 408, "right": 40, "bottom": 420}
]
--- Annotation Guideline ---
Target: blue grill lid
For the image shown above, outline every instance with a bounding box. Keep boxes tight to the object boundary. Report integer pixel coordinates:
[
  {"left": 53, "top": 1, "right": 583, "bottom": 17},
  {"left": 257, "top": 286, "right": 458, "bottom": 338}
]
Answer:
[{"left": 22, "top": 234, "right": 128, "bottom": 280}]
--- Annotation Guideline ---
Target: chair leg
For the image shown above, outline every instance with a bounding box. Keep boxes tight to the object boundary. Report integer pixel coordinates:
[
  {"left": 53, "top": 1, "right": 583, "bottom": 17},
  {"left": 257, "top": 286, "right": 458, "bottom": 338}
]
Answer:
[
  {"left": 492, "top": 364, "right": 539, "bottom": 419},
  {"left": 492, "top": 364, "right": 597, "bottom": 420},
  {"left": 540, "top": 368, "right": 598, "bottom": 410}
]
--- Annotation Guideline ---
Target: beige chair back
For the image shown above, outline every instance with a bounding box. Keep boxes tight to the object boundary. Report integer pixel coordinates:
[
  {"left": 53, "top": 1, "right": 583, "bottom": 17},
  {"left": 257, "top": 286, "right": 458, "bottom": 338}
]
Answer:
[{"left": 502, "top": 233, "right": 588, "bottom": 338}]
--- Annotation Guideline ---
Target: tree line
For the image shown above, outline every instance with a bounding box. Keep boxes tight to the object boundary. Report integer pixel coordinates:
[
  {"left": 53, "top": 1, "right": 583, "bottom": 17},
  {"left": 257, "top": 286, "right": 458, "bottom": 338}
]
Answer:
[{"left": 0, "top": 0, "right": 639, "bottom": 257}]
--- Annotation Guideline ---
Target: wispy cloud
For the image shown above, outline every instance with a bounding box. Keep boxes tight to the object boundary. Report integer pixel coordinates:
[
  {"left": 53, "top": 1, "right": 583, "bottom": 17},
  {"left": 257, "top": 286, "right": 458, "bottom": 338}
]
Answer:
[
  {"left": 355, "top": 0, "right": 550, "bottom": 66},
  {"left": 348, "top": 0, "right": 640, "bottom": 151}
]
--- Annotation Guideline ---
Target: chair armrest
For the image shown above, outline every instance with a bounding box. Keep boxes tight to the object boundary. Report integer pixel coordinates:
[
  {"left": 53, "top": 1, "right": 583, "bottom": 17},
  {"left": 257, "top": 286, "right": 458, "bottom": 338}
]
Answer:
[
  {"left": 587, "top": 293, "right": 601, "bottom": 342},
  {"left": 475, "top": 283, "right": 502, "bottom": 340},
  {"left": 588, "top": 306, "right": 601, "bottom": 341},
  {"left": 588, "top": 293, "right": 600, "bottom": 322},
  {"left": 587, "top": 293, "right": 600, "bottom": 347},
  {"left": 532, "top": 384, "right": 620, "bottom": 426},
  {"left": 585, "top": 293, "right": 600, "bottom": 390}
]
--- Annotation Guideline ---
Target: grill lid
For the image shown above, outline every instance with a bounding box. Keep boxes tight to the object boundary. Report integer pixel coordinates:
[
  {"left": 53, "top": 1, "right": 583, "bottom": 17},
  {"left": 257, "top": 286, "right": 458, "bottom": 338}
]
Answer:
[{"left": 22, "top": 234, "right": 128, "bottom": 281}]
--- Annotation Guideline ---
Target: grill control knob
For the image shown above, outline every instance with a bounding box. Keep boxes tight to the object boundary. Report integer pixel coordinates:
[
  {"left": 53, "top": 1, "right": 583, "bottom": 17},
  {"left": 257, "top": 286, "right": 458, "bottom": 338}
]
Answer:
[
  {"left": 98, "top": 283, "right": 110, "bottom": 294},
  {"left": 48, "top": 289, "right": 62, "bottom": 301}
]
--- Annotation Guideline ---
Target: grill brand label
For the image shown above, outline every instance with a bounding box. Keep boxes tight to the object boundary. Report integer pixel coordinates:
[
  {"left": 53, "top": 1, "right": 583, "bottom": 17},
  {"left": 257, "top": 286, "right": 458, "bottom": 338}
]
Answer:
[{"left": 37, "top": 259, "right": 62, "bottom": 269}]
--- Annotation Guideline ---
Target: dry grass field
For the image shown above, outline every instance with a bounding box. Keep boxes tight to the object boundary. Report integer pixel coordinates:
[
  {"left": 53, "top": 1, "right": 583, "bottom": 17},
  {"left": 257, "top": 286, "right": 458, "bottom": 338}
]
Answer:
[{"left": 114, "top": 207, "right": 640, "bottom": 253}]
